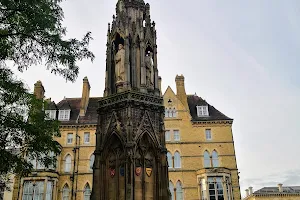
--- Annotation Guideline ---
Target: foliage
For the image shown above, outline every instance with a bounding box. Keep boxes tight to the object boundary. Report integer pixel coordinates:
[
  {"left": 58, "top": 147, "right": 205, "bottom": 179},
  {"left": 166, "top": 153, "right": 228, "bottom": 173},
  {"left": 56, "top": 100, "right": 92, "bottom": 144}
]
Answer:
[
  {"left": 0, "top": 67, "right": 61, "bottom": 187},
  {"left": 0, "top": 0, "right": 94, "bottom": 82},
  {"left": 0, "top": 0, "right": 95, "bottom": 191}
]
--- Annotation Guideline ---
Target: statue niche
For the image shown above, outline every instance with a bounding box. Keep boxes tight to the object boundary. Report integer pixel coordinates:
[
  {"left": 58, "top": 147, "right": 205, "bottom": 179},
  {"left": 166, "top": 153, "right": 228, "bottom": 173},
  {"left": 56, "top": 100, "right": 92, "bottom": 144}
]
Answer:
[
  {"left": 115, "top": 43, "right": 126, "bottom": 83},
  {"left": 145, "top": 49, "right": 154, "bottom": 87}
]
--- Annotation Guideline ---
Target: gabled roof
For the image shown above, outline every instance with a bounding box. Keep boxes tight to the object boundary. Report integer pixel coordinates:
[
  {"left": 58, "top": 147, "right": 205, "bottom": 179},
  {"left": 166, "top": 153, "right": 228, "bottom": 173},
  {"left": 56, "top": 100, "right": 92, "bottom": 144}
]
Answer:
[
  {"left": 187, "top": 95, "right": 232, "bottom": 121},
  {"left": 56, "top": 97, "right": 101, "bottom": 125},
  {"left": 254, "top": 186, "right": 300, "bottom": 195},
  {"left": 45, "top": 101, "right": 57, "bottom": 110},
  {"left": 57, "top": 99, "right": 71, "bottom": 110}
]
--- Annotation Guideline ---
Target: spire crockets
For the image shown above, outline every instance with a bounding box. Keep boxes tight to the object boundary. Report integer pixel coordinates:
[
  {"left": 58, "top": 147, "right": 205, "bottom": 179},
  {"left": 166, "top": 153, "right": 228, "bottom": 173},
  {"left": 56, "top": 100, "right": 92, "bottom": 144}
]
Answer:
[{"left": 104, "top": 0, "right": 159, "bottom": 96}]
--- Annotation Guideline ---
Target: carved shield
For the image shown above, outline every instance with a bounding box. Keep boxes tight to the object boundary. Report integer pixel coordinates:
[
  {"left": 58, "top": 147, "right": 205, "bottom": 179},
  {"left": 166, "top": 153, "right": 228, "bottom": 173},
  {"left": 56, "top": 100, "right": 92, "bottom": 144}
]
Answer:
[
  {"left": 110, "top": 168, "right": 116, "bottom": 178},
  {"left": 120, "top": 167, "right": 125, "bottom": 177},
  {"left": 135, "top": 167, "right": 142, "bottom": 176},
  {"left": 146, "top": 168, "right": 152, "bottom": 177}
]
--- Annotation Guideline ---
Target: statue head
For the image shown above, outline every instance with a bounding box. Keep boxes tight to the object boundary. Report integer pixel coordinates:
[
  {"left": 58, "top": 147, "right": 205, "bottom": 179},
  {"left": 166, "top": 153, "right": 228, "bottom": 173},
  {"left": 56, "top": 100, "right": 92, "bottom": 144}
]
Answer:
[{"left": 118, "top": 43, "right": 124, "bottom": 50}]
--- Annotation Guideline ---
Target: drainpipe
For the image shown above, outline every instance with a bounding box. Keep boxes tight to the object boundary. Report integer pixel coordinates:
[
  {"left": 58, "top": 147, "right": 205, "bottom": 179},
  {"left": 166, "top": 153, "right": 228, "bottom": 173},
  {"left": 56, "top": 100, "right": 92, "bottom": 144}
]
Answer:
[{"left": 71, "top": 115, "right": 80, "bottom": 200}]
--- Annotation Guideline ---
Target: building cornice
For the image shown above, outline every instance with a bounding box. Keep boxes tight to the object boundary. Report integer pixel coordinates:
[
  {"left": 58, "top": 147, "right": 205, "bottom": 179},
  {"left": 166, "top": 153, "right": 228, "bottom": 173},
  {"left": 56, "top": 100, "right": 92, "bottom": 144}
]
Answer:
[{"left": 192, "top": 120, "right": 233, "bottom": 126}]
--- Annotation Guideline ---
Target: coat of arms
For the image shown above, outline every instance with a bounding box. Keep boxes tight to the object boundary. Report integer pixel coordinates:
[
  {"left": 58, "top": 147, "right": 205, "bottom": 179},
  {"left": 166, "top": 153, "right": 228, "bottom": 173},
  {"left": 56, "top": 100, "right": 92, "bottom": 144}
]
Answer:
[
  {"left": 146, "top": 168, "right": 152, "bottom": 177},
  {"left": 110, "top": 168, "right": 116, "bottom": 178},
  {"left": 120, "top": 167, "right": 125, "bottom": 177},
  {"left": 135, "top": 167, "right": 142, "bottom": 176}
]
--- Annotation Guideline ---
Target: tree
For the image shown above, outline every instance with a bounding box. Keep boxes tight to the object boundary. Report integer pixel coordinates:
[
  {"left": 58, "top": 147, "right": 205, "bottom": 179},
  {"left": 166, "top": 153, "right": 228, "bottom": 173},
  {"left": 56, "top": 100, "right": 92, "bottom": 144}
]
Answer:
[
  {"left": 0, "top": 0, "right": 94, "bottom": 81},
  {"left": 0, "top": 0, "right": 94, "bottom": 191}
]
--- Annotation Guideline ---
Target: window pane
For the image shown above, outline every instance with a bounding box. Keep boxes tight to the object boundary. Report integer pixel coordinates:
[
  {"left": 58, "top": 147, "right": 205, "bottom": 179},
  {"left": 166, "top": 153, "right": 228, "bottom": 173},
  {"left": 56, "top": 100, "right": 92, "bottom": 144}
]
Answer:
[
  {"left": 90, "top": 154, "right": 95, "bottom": 170},
  {"left": 174, "top": 130, "right": 180, "bottom": 141},
  {"left": 169, "top": 181, "right": 174, "bottom": 200},
  {"left": 167, "top": 152, "right": 173, "bottom": 168},
  {"left": 165, "top": 130, "right": 171, "bottom": 141},
  {"left": 212, "top": 151, "right": 219, "bottom": 167},
  {"left": 22, "top": 181, "right": 34, "bottom": 200},
  {"left": 65, "top": 155, "right": 71, "bottom": 172},
  {"left": 46, "top": 182, "right": 53, "bottom": 200},
  {"left": 84, "top": 133, "right": 90, "bottom": 143},
  {"left": 176, "top": 181, "right": 183, "bottom": 200},
  {"left": 174, "top": 152, "right": 181, "bottom": 168},
  {"left": 84, "top": 184, "right": 91, "bottom": 200},
  {"left": 34, "top": 181, "right": 44, "bottom": 200},
  {"left": 63, "top": 185, "right": 69, "bottom": 200},
  {"left": 204, "top": 151, "right": 211, "bottom": 168},
  {"left": 67, "top": 133, "right": 73, "bottom": 144},
  {"left": 205, "top": 129, "right": 212, "bottom": 140}
]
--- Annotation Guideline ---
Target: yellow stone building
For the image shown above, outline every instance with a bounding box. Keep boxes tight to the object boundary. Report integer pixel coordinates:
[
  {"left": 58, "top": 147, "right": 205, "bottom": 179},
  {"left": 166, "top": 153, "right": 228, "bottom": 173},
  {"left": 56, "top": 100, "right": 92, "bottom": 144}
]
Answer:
[
  {"left": 243, "top": 184, "right": 300, "bottom": 200},
  {"left": 12, "top": 75, "right": 241, "bottom": 200}
]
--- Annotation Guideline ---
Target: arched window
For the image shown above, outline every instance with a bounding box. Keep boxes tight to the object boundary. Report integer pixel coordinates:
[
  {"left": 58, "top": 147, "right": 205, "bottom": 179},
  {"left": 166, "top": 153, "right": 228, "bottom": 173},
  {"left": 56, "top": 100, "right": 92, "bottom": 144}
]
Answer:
[
  {"left": 174, "top": 152, "right": 181, "bottom": 168},
  {"left": 65, "top": 155, "right": 71, "bottom": 173},
  {"left": 84, "top": 184, "right": 91, "bottom": 200},
  {"left": 165, "top": 108, "right": 169, "bottom": 118},
  {"left": 212, "top": 150, "right": 219, "bottom": 167},
  {"left": 169, "top": 181, "right": 175, "bottom": 200},
  {"left": 90, "top": 154, "right": 95, "bottom": 171},
  {"left": 172, "top": 108, "right": 177, "bottom": 117},
  {"left": 204, "top": 151, "right": 211, "bottom": 168},
  {"left": 167, "top": 152, "right": 173, "bottom": 168},
  {"left": 176, "top": 181, "right": 183, "bottom": 200},
  {"left": 62, "top": 184, "right": 70, "bottom": 200}
]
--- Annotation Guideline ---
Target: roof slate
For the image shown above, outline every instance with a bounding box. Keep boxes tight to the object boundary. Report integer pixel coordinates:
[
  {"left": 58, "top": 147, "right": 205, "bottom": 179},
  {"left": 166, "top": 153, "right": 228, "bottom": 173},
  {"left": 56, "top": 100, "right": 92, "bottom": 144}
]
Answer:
[
  {"left": 56, "top": 97, "right": 101, "bottom": 125},
  {"left": 187, "top": 95, "right": 232, "bottom": 122},
  {"left": 254, "top": 186, "right": 300, "bottom": 195}
]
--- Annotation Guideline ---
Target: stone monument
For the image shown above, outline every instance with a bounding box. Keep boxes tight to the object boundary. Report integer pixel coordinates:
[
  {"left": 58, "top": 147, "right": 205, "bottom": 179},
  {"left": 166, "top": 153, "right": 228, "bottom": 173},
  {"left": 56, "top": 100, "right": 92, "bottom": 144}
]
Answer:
[{"left": 91, "top": 0, "right": 170, "bottom": 199}]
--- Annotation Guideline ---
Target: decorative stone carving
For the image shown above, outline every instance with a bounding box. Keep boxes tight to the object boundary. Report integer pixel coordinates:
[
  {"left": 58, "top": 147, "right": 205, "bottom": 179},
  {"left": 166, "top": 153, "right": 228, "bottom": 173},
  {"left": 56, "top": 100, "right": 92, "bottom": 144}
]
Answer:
[
  {"left": 145, "top": 51, "right": 154, "bottom": 86},
  {"left": 115, "top": 44, "right": 126, "bottom": 83}
]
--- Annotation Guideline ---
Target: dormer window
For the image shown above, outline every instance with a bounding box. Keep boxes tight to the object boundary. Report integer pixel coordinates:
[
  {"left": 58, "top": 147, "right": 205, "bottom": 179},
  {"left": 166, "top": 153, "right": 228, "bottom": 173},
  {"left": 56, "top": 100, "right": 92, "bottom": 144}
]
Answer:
[
  {"left": 58, "top": 110, "right": 70, "bottom": 121},
  {"left": 197, "top": 106, "right": 209, "bottom": 117},
  {"left": 45, "top": 110, "right": 56, "bottom": 120}
]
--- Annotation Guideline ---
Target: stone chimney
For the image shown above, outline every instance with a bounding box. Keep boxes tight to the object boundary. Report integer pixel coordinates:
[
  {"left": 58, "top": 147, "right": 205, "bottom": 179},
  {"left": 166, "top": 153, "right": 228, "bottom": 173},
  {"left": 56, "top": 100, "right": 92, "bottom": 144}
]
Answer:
[
  {"left": 278, "top": 183, "right": 283, "bottom": 192},
  {"left": 249, "top": 187, "right": 253, "bottom": 195},
  {"left": 79, "top": 76, "right": 90, "bottom": 117},
  {"left": 158, "top": 76, "right": 162, "bottom": 96},
  {"left": 33, "top": 80, "right": 45, "bottom": 99},
  {"left": 175, "top": 75, "right": 189, "bottom": 109},
  {"left": 245, "top": 189, "right": 249, "bottom": 197}
]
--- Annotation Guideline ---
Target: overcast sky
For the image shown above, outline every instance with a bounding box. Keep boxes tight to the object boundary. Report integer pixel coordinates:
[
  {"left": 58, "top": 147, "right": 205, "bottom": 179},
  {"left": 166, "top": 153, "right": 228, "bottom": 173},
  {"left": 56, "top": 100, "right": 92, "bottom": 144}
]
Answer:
[{"left": 12, "top": 0, "right": 300, "bottom": 197}]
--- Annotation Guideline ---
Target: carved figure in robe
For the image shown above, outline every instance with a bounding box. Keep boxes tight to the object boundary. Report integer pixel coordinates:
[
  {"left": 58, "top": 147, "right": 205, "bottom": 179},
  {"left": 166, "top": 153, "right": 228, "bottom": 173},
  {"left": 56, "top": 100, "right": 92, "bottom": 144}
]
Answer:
[
  {"left": 145, "top": 51, "right": 154, "bottom": 86},
  {"left": 115, "top": 44, "right": 126, "bottom": 83}
]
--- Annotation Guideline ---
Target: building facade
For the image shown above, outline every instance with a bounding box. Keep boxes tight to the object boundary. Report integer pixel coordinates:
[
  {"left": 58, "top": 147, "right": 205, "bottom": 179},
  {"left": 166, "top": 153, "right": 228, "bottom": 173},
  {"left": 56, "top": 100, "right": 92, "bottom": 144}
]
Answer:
[
  {"left": 11, "top": 0, "right": 241, "bottom": 198},
  {"left": 12, "top": 74, "right": 241, "bottom": 200},
  {"left": 243, "top": 184, "right": 300, "bottom": 200},
  {"left": 164, "top": 75, "right": 241, "bottom": 200}
]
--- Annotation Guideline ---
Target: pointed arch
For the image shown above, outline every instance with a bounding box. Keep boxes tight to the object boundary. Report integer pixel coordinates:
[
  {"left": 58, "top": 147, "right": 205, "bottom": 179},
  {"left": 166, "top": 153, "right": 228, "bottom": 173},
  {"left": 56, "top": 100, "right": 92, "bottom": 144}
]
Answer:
[
  {"left": 84, "top": 183, "right": 91, "bottom": 200},
  {"left": 167, "top": 152, "right": 173, "bottom": 168},
  {"left": 204, "top": 150, "right": 210, "bottom": 168},
  {"left": 65, "top": 154, "right": 72, "bottom": 172},
  {"left": 62, "top": 184, "right": 70, "bottom": 200},
  {"left": 176, "top": 181, "right": 183, "bottom": 200},
  {"left": 169, "top": 181, "right": 175, "bottom": 200},
  {"left": 174, "top": 151, "right": 181, "bottom": 168},
  {"left": 212, "top": 150, "right": 219, "bottom": 167}
]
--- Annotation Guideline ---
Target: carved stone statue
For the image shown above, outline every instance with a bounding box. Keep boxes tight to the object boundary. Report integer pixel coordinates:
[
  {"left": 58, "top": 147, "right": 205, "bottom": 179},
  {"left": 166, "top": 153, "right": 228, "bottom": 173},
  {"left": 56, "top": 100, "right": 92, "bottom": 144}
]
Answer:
[
  {"left": 145, "top": 52, "right": 154, "bottom": 86},
  {"left": 115, "top": 44, "right": 126, "bottom": 83}
]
